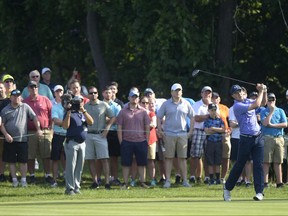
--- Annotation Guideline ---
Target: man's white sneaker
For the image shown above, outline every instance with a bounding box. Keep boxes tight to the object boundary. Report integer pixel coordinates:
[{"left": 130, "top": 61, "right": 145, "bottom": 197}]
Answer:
[
  {"left": 20, "top": 181, "right": 28, "bottom": 187},
  {"left": 163, "top": 180, "right": 171, "bottom": 188},
  {"left": 12, "top": 181, "right": 19, "bottom": 187},
  {"left": 253, "top": 193, "right": 264, "bottom": 201},
  {"left": 223, "top": 188, "right": 231, "bottom": 201}
]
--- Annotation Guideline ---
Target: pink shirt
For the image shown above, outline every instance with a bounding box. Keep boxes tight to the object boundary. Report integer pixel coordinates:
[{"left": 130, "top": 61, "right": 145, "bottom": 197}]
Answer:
[
  {"left": 116, "top": 104, "right": 150, "bottom": 142},
  {"left": 23, "top": 95, "right": 52, "bottom": 130}
]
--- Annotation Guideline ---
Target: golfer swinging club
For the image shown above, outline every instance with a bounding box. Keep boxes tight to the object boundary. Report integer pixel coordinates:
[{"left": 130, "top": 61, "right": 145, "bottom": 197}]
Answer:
[{"left": 223, "top": 83, "right": 267, "bottom": 201}]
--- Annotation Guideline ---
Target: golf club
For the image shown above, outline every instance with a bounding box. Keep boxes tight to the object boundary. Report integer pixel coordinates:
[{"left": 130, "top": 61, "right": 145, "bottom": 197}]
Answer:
[{"left": 192, "top": 69, "right": 256, "bottom": 86}]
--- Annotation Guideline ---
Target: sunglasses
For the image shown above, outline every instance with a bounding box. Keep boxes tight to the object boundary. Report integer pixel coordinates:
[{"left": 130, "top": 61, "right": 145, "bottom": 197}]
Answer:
[
  {"left": 268, "top": 98, "right": 275, "bottom": 102},
  {"left": 5, "top": 80, "right": 13, "bottom": 83},
  {"left": 89, "top": 92, "right": 98, "bottom": 95},
  {"left": 55, "top": 89, "right": 63, "bottom": 92},
  {"left": 141, "top": 101, "right": 149, "bottom": 104},
  {"left": 29, "top": 85, "right": 38, "bottom": 89},
  {"left": 31, "top": 75, "right": 39, "bottom": 78}
]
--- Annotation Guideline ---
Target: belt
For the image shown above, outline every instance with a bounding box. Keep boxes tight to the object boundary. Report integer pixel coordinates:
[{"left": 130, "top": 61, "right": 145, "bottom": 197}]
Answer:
[
  {"left": 88, "top": 130, "right": 103, "bottom": 134},
  {"left": 54, "top": 132, "right": 66, "bottom": 136},
  {"left": 264, "top": 135, "right": 283, "bottom": 138},
  {"left": 42, "top": 127, "right": 51, "bottom": 130},
  {"left": 195, "top": 128, "right": 204, "bottom": 131},
  {"left": 240, "top": 133, "right": 261, "bottom": 138}
]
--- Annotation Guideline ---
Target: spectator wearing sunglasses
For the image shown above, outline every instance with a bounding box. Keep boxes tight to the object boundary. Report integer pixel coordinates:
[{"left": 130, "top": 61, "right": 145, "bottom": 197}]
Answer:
[
  {"left": 2, "top": 74, "right": 16, "bottom": 98},
  {"left": 21, "top": 70, "right": 53, "bottom": 100},
  {"left": 260, "top": 93, "right": 287, "bottom": 188}
]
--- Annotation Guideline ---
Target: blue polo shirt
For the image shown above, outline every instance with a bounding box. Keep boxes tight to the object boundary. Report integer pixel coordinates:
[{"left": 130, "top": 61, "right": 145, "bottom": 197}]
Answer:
[
  {"left": 260, "top": 107, "right": 287, "bottom": 136},
  {"left": 233, "top": 98, "right": 260, "bottom": 136},
  {"left": 65, "top": 111, "right": 87, "bottom": 143},
  {"left": 51, "top": 103, "right": 66, "bottom": 134}
]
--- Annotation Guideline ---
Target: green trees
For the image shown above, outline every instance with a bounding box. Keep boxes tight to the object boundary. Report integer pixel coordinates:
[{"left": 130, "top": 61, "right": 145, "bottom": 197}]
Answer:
[{"left": 0, "top": 0, "right": 287, "bottom": 103}]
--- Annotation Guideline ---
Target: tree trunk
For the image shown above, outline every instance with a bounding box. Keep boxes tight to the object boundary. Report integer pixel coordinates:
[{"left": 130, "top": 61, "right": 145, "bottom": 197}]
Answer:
[
  {"left": 216, "top": 0, "right": 236, "bottom": 105},
  {"left": 87, "top": 0, "right": 110, "bottom": 90}
]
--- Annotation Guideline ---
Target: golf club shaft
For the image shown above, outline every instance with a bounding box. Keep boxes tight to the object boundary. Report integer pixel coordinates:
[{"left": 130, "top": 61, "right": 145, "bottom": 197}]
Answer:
[{"left": 197, "top": 70, "right": 256, "bottom": 86}]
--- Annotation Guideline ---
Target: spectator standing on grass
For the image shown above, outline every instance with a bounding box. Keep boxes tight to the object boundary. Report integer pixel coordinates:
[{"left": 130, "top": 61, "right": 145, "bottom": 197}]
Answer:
[
  {"left": 22, "top": 70, "right": 53, "bottom": 100},
  {"left": 204, "top": 103, "right": 225, "bottom": 185},
  {"left": 211, "top": 92, "right": 231, "bottom": 184},
  {"left": 157, "top": 83, "right": 194, "bottom": 188},
  {"left": 190, "top": 86, "right": 212, "bottom": 184},
  {"left": 223, "top": 84, "right": 267, "bottom": 201},
  {"left": 260, "top": 93, "right": 287, "bottom": 188},
  {"left": 140, "top": 96, "right": 158, "bottom": 186},
  {"left": 62, "top": 94, "right": 94, "bottom": 195},
  {"left": 23, "top": 81, "right": 53, "bottom": 184},
  {"left": 1, "top": 89, "right": 42, "bottom": 187},
  {"left": 0, "top": 82, "right": 10, "bottom": 182},
  {"left": 50, "top": 85, "right": 66, "bottom": 187},
  {"left": 116, "top": 89, "right": 150, "bottom": 189},
  {"left": 84, "top": 86, "right": 115, "bottom": 190},
  {"left": 102, "top": 86, "right": 122, "bottom": 185}
]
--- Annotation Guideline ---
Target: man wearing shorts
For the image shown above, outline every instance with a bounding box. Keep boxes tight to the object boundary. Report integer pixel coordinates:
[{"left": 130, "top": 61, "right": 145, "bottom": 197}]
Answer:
[
  {"left": 117, "top": 89, "right": 150, "bottom": 189},
  {"left": 85, "top": 86, "right": 115, "bottom": 190},
  {"left": 260, "top": 93, "right": 287, "bottom": 188},
  {"left": 157, "top": 83, "right": 194, "bottom": 188},
  {"left": 23, "top": 81, "right": 53, "bottom": 184},
  {"left": 1, "top": 89, "right": 42, "bottom": 187},
  {"left": 190, "top": 86, "right": 212, "bottom": 184}
]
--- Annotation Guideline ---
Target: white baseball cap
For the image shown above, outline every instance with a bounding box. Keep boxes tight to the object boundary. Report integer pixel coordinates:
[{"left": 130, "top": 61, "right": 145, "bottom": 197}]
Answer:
[
  {"left": 53, "top": 85, "right": 64, "bottom": 92},
  {"left": 171, "top": 83, "right": 182, "bottom": 91},
  {"left": 41, "top": 67, "right": 51, "bottom": 74},
  {"left": 286, "top": 90, "right": 288, "bottom": 96}
]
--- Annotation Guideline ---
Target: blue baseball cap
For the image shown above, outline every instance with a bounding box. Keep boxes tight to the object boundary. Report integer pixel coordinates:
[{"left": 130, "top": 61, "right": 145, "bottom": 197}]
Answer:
[{"left": 230, "top": 85, "right": 242, "bottom": 95}]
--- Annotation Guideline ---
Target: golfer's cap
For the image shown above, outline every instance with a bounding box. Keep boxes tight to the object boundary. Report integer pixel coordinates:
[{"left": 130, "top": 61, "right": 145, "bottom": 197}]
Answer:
[
  {"left": 28, "top": 80, "right": 38, "bottom": 87},
  {"left": 129, "top": 90, "right": 139, "bottom": 97},
  {"left": 10, "top": 89, "right": 21, "bottom": 96},
  {"left": 208, "top": 103, "right": 217, "bottom": 110},
  {"left": 144, "top": 88, "right": 154, "bottom": 95},
  {"left": 53, "top": 85, "right": 64, "bottom": 92},
  {"left": 268, "top": 93, "right": 276, "bottom": 99},
  {"left": 230, "top": 85, "right": 242, "bottom": 95},
  {"left": 2, "top": 74, "right": 14, "bottom": 82},
  {"left": 41, "top": 67, "right": 51, "bottom": 74},
  {"left": 171, "top": 83, "right": 182, "bottom": 91},
  {"left": 201, "top": 86, "right": 212, "bottom": 92}
]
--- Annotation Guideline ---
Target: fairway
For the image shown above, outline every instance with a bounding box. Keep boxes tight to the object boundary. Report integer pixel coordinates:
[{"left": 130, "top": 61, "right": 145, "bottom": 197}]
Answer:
[{"left": 1, "top": 197, "right": 288, "bottom": 216}]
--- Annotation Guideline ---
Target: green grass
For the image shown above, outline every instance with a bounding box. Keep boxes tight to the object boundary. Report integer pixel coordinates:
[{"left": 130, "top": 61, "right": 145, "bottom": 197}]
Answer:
[{"left": 1, "top": 174, "right": 288, "bottom": 216}]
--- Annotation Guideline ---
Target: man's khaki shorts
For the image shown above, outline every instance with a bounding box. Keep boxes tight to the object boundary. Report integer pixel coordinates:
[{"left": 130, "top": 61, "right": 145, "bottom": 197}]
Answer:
[
  {"left": 28, "top": 129, "right": 52, "bottom": 159},
  {"left": 263, "top": 136, "right": 284, "bottom": 163}
]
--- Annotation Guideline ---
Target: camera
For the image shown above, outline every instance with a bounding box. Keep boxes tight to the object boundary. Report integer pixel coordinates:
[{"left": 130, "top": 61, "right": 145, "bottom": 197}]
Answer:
[{"left": 61, "top": 93, "right": 82, "bottom": 111}]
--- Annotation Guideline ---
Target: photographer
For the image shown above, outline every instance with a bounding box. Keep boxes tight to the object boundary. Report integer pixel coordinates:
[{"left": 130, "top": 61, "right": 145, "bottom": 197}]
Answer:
[{"left": 62, "top": 94, "right": 93, "bottom": 195}]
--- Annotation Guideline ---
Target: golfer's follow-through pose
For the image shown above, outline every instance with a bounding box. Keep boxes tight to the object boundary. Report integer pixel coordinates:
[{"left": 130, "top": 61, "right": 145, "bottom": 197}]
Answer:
[{"left": 223, "top": 83, "right": 267, "bottom": 201}]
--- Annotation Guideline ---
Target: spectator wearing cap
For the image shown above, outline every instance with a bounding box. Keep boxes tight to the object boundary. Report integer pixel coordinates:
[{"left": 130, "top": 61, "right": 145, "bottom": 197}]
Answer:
[
  {"left": 2, "top": 74, "right": 16, "bottom": 98},
  {"left": 280, "top": 90, "right": 288, "bottom": 183},
  {"left": 62, "top": 92, "right": 94, "bottom": 195},
  {"left": 21, "top": 70, "right": 53, "bottom": 100},
  {"left": 0, "top": 81, "right": 10, "bottom": 182},
  {"left": 189, "top": 86, "right": 213, "bottom": 184},
  {"left": 84, "top": 86, "right": 115, "bottom": 190},
  {"left": 109, "top": 81, "right": 124, "bottom": 108},
  {"left": 211, "top": 92, "right": 231, "bottom": 184},
  {"left": 116, "top": 89, "right": 150, "bottom": 189},
  {"left": 223, "top": 83, "right": 267, "bottom": 202},
  {"left": 1, "top": 89, "right": 42, "bottom": 187},
  {"left": 40, "top": 67, "right": 56, "bottom": 93},
  {"left": 69, "top": 79, "right": 89, "bottom": 104},
  {"left": 50, "top": 84, "right": 66, "bottom": 187},
  {"left": 144, "top": 87, "right": 167, "bottom": 183},
  {"left": 260, "top": 93, "right": 287, "bottom": 188},
  {"left": 157, "top": 83, "right": 194, "bottom": 188},
  {"left": 23, "top": 81, "right": 53, "bottom": 184},
  {"left": 204, "top": 103, "right": 225, "bottom": 185}
]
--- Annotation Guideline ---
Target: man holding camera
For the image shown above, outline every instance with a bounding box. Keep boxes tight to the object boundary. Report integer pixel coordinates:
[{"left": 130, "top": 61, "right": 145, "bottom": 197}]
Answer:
[{"left": 62, "top": 94, "right": 93, "bottom": 195}]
